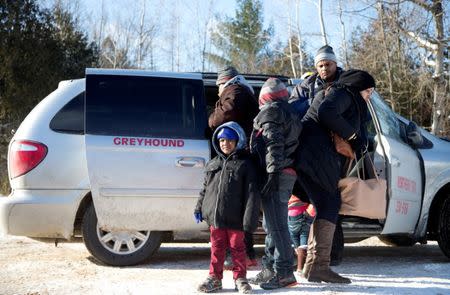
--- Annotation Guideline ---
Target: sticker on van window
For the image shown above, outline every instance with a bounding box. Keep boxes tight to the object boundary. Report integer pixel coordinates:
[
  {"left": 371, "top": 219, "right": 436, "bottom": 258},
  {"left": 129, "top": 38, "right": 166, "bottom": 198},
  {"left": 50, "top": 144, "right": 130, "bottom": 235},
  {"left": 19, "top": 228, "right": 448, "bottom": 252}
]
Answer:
[{"left": 113, "top": 137, "right": 185, "bottom": 147}]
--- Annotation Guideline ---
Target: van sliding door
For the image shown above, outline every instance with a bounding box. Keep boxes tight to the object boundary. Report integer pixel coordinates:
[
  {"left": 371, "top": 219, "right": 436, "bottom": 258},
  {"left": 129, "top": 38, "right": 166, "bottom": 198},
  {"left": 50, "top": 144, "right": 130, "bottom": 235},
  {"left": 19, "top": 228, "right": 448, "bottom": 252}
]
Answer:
[{"left": 84, "top": 69, "right": 209, "bottom": 231}]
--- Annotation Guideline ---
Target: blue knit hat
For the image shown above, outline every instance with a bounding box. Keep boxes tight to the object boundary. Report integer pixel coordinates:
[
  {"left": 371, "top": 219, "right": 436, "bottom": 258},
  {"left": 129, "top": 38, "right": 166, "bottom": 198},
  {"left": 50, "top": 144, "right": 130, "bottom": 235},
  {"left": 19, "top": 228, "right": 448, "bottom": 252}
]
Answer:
[{"left": 217, "top": 127, "right": 239, "bottom": 140}]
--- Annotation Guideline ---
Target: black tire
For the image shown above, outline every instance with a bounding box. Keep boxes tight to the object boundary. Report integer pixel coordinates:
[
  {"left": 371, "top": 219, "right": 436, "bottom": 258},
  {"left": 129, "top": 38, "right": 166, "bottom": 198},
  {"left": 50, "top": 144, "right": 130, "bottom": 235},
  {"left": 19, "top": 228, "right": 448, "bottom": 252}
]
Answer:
[
  {"left": 378, "top": 235, "right": 417, "bottom": 247},
  {"left": 330, "top": 221, "right": 344, "bottom": 266},
  {"left": 82, "top": 204, "right": 162, "bottom": 266},
  {"left": 437, "top": 196, "right": 450, "bottom": 259}
]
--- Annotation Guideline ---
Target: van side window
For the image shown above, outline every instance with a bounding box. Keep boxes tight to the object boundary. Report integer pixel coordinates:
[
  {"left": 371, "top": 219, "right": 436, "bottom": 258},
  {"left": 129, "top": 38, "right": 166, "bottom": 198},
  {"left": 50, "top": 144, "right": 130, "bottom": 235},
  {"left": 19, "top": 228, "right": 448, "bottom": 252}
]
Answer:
[
  {"left": 85, "top": 75, "right": 206, "bottom": 138},
  {"left": 50, "top": 92, "right": 85, "bottom": 134}
]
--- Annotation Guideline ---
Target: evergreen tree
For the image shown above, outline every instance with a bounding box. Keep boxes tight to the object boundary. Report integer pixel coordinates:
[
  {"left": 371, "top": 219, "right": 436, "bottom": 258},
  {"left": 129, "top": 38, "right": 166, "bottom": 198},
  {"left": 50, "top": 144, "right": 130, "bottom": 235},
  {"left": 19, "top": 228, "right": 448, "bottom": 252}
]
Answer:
[
  {"left": 0, "top": 0, "right": 62, "bottom": 122},
  {"left": 0, "top": 0, "right": 98, "bottom": 123},
  {"left": 53, "top": 2, "right": 98, "bottom": 78},
  {"left": 0, "top": 0, "right": 98, "bottom": 194},
  {"left": 207, "top": 0, "right": 272, "bottom": 73}
]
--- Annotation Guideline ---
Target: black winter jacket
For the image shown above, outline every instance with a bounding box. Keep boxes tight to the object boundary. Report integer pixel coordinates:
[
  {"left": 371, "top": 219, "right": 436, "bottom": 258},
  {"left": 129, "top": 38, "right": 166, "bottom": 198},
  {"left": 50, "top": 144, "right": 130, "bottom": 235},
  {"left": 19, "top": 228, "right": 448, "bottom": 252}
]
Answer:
[
  {"left": 289, "top": 68, "right": 344, "bottom": 118},
  {"left": 251, "top": 100, "right": 302, "bottom": 174},
  {"left": 296, "top": 85, "right": 368, "bottom": 193},
  {"left": 195, "top": 151, "right": 260, "bottom": 233}
]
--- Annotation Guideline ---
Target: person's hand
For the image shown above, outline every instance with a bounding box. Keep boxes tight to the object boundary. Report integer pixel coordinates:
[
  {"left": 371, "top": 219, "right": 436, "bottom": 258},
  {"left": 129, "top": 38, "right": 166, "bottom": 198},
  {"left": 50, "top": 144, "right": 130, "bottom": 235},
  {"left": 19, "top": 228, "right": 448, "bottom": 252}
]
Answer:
[
  {"left": 194, "top": 211, "right": 203, "bottom": 223},
  {"left": 261, "top": 173, "right": 279, "bottom": 199}
]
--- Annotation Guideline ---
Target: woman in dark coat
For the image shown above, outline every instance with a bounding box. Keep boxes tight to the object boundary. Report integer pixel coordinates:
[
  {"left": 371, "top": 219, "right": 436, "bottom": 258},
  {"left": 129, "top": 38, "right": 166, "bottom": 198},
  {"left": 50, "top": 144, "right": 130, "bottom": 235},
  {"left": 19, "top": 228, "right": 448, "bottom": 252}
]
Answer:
[{"left": 295, "top": 69, "right": 376, "bottom": 284}]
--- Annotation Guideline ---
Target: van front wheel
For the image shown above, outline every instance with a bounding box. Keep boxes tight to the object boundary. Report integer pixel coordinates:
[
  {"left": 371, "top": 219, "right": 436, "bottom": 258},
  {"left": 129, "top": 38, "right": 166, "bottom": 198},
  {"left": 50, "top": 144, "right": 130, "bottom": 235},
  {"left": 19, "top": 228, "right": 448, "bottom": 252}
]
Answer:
[{"left": 82, "top": 204, "right": 162, "bottom": 266}]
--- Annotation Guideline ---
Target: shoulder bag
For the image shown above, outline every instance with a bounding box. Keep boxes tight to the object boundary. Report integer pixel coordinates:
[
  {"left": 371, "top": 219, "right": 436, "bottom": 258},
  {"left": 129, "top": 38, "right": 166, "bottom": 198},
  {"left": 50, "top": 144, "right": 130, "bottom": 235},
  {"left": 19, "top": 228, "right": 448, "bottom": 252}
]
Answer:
[{"left": 338, "top": 153, "right": 387, "bottom": 219}]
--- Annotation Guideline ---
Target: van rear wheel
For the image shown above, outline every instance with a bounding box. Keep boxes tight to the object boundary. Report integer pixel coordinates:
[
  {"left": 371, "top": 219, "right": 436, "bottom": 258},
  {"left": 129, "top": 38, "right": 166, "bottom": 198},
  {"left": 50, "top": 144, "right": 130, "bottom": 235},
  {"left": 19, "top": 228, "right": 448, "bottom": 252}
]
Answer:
[
  {"left": 82, "top": 204, "right": 162, "bottom": 266},
  {"left": 437, "top": 196, "right": 450, "bottom": 259}
]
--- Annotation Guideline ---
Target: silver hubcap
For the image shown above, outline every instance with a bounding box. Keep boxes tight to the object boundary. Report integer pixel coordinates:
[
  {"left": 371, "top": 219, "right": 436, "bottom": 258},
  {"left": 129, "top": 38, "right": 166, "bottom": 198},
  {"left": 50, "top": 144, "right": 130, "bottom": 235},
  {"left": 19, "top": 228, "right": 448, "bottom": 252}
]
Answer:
[{"left": 96, "top": 226, "right": 150, "bottom": 255}]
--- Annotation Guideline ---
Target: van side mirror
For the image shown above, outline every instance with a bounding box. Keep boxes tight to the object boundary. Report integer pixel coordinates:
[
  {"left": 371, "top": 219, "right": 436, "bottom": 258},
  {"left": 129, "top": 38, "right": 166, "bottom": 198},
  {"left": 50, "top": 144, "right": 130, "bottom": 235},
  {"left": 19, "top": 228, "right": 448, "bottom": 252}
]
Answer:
[{"left": 406, "top": 121, "right": 423, "bottom": 148}]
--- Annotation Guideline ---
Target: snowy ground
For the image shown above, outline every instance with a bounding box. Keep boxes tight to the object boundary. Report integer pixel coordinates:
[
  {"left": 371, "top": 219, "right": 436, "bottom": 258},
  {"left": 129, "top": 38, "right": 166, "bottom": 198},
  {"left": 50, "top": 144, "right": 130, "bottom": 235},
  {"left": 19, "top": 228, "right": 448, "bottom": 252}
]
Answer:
[{"left": 1, "top": 235, "right": 450, "bottom": 295}]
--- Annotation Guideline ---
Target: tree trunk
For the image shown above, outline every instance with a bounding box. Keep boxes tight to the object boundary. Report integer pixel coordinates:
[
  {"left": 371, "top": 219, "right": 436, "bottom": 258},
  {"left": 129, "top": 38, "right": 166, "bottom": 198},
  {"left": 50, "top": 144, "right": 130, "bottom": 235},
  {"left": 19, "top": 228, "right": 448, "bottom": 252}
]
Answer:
[
  {"left": 287, "top": 0, "right": 297, "bottom": 78},
  {"left": 318, "top": 0, "right": 328, "bottom": 45},
  {"left": 378, "top": 2, "right": 395, "bottom": 111},
  {"left": 296, "top": 0, "right": 304, "bottom": 76},
  {"left": 429, "top": 0, "right": 446, "bottom": 136},
  {"left": 338, "top": 0, "right": 349, "bottom": 69}
]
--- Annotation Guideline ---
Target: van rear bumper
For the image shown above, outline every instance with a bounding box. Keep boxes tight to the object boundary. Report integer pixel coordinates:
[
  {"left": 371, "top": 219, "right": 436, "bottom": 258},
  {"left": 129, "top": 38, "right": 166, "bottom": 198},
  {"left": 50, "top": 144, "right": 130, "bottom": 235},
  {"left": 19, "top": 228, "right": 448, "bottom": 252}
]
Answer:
[{"left": 0, "top": 189, "right": 89, "bottom": 239}]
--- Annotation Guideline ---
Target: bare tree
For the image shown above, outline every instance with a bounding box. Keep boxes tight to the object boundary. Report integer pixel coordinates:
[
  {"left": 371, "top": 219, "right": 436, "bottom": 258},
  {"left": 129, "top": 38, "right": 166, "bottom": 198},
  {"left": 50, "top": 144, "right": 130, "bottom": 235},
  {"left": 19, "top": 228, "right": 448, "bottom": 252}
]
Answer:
[
  {"left": 316, "top": 0, "right": 328, "bottom": 45},
  {"left": 393, "top": 0, "right": 448, "bottom": 135},
  {"left": 295, "top": 0, "right": 305, "bottom": 76},
  {"left": 287, "top": 0, "right": 298, "bottom": 78},
  {"left": 165, "top": 0, "right": 182, "bottom": 71},
  {"left": 338, "top": 0, "right": 349, "bottom": 69},
  {"left": 377, "top": 1, "right": 395, "bottom": 110},
  {"left": 198, "top": 0, "right": 215, "bottom": 72},
  {"left": 133, "top": 0, "right": 158, "bottom": 69}
]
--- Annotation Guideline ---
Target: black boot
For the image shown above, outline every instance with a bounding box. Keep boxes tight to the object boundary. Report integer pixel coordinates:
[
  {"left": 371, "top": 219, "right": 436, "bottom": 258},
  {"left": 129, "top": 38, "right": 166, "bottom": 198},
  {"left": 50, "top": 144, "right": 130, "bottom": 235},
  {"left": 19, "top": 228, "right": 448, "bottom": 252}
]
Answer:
[{"left": 259, "top": 273, "right": 297, "bottom": 290}]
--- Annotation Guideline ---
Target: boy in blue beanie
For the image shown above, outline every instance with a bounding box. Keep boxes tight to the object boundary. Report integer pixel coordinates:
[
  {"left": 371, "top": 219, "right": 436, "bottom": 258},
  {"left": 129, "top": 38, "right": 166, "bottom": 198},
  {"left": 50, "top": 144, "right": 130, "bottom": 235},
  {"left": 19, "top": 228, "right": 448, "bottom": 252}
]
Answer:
[{"left": 194, "top": 122, "right": 260, "bottom": 294}]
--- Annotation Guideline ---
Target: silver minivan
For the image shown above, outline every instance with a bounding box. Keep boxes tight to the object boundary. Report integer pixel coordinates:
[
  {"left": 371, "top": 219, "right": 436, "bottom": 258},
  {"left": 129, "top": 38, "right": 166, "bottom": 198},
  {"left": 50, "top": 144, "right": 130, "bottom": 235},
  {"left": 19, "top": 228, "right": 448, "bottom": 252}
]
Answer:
[{"left": 1, "top": 68, "right": 450, "bottom": 266}]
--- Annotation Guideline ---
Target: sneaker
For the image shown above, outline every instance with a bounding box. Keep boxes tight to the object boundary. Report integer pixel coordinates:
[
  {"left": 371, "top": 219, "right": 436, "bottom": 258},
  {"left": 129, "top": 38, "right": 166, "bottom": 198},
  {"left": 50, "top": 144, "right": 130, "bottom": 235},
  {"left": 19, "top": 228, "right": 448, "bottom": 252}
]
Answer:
[
  {"left": 248, "top": 267, "right": 275, "bottom": 285},
  {"left": 235, "top": 278, "right": 252, "bottom": 294},
  {"left": 223, "top": 254, "right": 233, "bottom": 270},
  {"left": 197, "top": 276, "right": 222, "bottom": 293},
  {"left": 260, "top": 273, "right": 297, "bottom": 290}
]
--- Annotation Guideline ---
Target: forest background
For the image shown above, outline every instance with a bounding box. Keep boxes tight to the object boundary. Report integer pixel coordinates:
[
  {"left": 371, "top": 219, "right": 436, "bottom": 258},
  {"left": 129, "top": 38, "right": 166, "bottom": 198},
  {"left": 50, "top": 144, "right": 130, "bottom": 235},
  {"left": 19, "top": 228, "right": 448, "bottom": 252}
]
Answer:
[{"left": 0, "top": 0, "right": 449, "bottom": 194}]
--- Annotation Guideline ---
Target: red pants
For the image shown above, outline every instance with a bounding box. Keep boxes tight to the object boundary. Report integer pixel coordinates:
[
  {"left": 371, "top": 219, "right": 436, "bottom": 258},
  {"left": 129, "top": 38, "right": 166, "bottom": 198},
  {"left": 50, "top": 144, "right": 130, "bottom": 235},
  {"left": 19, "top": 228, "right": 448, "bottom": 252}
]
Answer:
[{"left": 209, "top": 226, "right": 246, "bottom": 280}]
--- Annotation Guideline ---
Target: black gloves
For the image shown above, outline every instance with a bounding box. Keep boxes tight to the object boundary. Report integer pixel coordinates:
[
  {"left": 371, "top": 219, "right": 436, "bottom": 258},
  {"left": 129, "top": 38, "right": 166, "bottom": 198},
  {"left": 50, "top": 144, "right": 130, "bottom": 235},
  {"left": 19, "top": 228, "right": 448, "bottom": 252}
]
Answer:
[
  {"left": 347, "top": 133, "right": 365, "bottom": 152},
  {"left": 261, "top": 173, "right": 279, "bottom": 198}
]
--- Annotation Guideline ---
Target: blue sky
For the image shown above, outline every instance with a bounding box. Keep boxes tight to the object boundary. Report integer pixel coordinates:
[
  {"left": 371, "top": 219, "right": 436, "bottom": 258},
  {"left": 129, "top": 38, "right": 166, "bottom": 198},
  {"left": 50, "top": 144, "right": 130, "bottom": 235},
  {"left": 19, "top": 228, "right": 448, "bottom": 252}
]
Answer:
[{"left": 42, "top": 0, "right": 375, "bottom": 71}]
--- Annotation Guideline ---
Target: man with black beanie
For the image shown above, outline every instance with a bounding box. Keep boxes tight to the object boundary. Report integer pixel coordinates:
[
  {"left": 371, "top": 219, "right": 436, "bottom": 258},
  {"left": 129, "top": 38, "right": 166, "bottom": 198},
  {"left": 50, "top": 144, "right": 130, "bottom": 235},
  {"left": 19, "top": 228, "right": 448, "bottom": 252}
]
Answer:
[{"left": 290, "top": 45, "right": 344, "bottom": 118}]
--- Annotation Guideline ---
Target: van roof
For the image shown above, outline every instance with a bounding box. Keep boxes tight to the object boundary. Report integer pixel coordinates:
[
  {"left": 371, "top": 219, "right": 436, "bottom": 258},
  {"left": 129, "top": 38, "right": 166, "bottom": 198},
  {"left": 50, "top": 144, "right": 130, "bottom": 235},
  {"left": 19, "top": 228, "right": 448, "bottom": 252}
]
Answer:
[{"left": 85, "top": 68, "right": 203, "bottom": 80}]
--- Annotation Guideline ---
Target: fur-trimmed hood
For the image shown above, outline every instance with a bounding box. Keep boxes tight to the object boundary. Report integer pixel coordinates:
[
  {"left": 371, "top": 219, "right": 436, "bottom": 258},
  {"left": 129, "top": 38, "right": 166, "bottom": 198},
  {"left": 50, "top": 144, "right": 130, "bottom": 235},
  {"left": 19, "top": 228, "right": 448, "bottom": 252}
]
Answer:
[{"left": 212, "top": 121, "right": 247, "bottom": 159}]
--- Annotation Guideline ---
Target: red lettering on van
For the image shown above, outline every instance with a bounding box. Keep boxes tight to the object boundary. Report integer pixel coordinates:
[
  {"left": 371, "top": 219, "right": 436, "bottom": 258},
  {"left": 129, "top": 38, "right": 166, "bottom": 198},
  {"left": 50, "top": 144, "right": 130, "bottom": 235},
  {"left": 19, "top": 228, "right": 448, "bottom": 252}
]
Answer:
[
  {"left": 397, "top": 176, "right": 417, "bottom": 193},
  {"left": 395, "top": 200, "right": 409, "bottom": 215},
  {"left": 112, "top": 137, "right": 185, "bottom": 148}
]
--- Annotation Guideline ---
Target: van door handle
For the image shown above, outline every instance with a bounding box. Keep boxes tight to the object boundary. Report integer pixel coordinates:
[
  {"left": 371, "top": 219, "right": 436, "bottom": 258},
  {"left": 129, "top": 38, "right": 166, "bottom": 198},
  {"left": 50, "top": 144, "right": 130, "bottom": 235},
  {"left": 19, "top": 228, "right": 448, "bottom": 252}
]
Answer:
[
  {"left": 392, "top": 156, "right": 401, "bottom": 167},
  {"left": 176, "top": 157, "right": 205, "bottom": 168}
]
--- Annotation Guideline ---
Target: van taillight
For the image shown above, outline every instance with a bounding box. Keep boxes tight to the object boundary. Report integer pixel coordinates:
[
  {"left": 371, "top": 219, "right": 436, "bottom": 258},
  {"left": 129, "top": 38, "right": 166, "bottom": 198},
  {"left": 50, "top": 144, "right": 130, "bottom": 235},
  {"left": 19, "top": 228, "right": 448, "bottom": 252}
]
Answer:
[{"left": 9, "top": 140, "right": 48, "bottom": 179}]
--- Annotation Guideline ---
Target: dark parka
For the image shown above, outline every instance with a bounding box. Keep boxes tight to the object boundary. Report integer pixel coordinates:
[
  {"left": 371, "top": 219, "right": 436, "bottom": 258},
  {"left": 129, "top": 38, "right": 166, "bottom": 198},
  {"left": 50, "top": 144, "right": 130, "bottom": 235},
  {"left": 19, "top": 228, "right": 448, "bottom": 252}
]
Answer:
[
  {"left": 208, "top": 84, "right": 259, "bottom": 136},
  {"left": 295, "top": 81, "right": 369, "bottom": 193},
  {"left": 251, "top": 100, "right": 302, "bottom": 174},
  {"left": 195, "top": 122, "right": 260, "bottom": 232},
  {"left": 289, "top": 68, "right": 344, "bottom": 118}
]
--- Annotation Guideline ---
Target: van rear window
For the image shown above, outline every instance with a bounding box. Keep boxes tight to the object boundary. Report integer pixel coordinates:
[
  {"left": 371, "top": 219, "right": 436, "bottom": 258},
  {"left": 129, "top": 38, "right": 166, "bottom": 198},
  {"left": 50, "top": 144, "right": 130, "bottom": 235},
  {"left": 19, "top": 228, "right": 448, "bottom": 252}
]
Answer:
[
  {"left": 50, "top": 92, "right": 84, "bottom": 134},
  {"left": 85, "top": 75, "right": 206, "bottom": 138}
]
